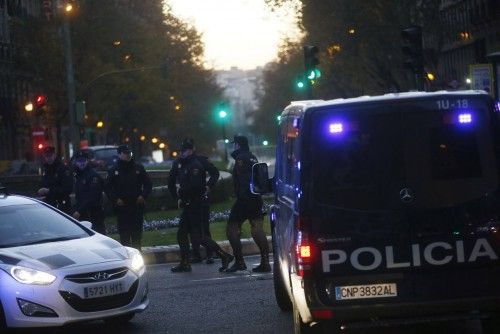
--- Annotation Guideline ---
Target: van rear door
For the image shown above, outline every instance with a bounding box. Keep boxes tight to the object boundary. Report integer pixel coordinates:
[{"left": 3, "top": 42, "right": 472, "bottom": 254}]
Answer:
[{"left": 305, "top": 95, "right": 500, "bottom": 307}]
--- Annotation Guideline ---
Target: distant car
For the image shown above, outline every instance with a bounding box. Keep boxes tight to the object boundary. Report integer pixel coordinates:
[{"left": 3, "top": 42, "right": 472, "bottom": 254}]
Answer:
[
  {"left": 0, "top": 192, "right": 148, "bottom": 329},
  {"left": 138, "top": 156, "right": 156, "bottom": 167},
  {"left": 82, "top": 146, "right": 118, "bottom": 171}
]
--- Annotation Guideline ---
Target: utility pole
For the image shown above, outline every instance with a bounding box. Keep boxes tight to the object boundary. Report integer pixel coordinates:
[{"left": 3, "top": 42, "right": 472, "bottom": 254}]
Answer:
[{"left": 60, "top": 1, "right": 78, "bottom": 152}]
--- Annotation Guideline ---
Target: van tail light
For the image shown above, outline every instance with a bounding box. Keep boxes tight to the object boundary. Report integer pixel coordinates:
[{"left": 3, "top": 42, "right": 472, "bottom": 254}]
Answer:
[
  {"left": 311, "top": 309, "right": 334, "bottom": 319},
  {"left": 295, "top": 217, "right": 312, "bottom": 278}
]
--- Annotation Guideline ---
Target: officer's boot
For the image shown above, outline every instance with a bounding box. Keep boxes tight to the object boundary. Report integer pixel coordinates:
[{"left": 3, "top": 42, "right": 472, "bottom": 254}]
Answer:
[
  {"left": 217, "top": 250, "right": 234, "bottom": 272},
  {"left": 252, "top": 254, "right": 271, "bottom": 273},
  {"left": 224, "top": 255, "right": 247, "bottom": 273},
  {"left": 171, "top": 259, "right": 192, "bottom": 273}
]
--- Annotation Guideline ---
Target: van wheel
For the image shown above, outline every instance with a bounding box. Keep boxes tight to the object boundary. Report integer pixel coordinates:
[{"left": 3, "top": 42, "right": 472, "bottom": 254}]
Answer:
[
  {"left": 273, "top": 252, "right": 292, "bottom": 311},
  {"left": 482, "top": 314, "right": 500, "bottom": 334}
]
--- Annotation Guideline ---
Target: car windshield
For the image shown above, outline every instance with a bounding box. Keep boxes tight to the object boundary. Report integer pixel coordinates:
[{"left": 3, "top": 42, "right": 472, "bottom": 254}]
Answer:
[
  {"left": 94, "top": 149, "right": 117, "bottom": 160},
  {"left": 0, "top": 204, "right": 89, "bottom": 248}
]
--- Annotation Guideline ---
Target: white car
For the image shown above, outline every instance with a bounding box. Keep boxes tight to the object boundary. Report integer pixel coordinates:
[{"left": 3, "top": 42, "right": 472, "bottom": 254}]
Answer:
[{"left": 0, "top": 191, "right": 148, "bottom": 329}]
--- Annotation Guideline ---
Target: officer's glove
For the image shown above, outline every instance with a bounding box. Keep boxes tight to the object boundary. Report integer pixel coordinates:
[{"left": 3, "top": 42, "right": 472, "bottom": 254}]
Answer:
[{"left": 177, "top": 199, "right": 183, "bottom": 209}]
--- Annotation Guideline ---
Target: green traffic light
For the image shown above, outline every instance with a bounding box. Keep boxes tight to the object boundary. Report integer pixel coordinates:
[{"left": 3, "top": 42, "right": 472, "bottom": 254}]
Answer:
[
  {"left": 314, "top": 68, "right": 321, "bottom": 78},
  {"left": 276, "top": 115, "right": 282, "bottom": 122},
  {"left": 219, "top": 110, "right": 228, "bottom": 119},
  {"left": 263, "top": 140, "right": 269, "bottom": 146},
  {"left": 307, "top": 70, "right": 316, "bottom": 80},
  {"left": 297, "top": 81, "right": 305, "bottom": 88}
]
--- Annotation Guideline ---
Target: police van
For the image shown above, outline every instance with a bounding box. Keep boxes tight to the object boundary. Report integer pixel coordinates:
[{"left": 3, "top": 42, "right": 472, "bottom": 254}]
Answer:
[{"left": 251, "top": 91, "right": 500, "bottom": 333}]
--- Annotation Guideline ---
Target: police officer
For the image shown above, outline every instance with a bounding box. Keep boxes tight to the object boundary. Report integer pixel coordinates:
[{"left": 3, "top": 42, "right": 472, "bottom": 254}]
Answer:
[
  {"left": 37, "top": 146, "right": 73, "bottom": 214},
  {"left": 72, "top": 151, "right": 106, "bottom": 234},
  {"left": 168, "top": 140, "right": 220, "bottom": 264},
  {"left": 105, "top": 145, "right": 152, "bottom": 250},
  {"left": 168, "top": 138, "right": 233, "bottom": 273},
  {"left": 225, "top": 135, "right": 270, "bottom": 273}
]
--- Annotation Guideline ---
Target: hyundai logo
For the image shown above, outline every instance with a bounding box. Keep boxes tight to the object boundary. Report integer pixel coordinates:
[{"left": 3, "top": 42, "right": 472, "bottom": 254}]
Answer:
[
  {"left": 93, "top": 272, "right": 110, "bottom": 281},
  {"left": 400, "top": 188, "right": 415, "bottom": 203}
]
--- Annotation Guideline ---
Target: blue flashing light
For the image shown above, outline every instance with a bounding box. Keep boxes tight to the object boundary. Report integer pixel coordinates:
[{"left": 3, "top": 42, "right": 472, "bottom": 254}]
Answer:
[
  {"left": 458, "top": 113, "right": 472, "bottom": 124},
  {"left": 495, "top": 101, "right": 500, "bottom": 113},
  {"left": 329, "top": 122, "right": 343, "bottom": 134}
]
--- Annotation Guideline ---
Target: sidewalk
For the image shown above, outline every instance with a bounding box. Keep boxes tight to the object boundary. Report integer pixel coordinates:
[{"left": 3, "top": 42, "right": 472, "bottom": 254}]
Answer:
[{"left": 141, "top": 236, "right": 272, "bottom": 265}]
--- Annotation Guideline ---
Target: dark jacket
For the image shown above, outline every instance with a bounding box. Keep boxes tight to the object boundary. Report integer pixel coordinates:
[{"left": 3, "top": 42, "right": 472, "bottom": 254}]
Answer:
[
  {"left": 168, "top": 154, "right": 216, "bottom": 203},
  {"left": 231, "top": 148, "right": 260, "bottom": 200},
  {"left": 74, "top": 166, "right": 104, "bottom": 213},
  {"left": 105, "top": 159, "right": 152, "bottom": 206},
  {"left": 40, "top": 158, "right": 73, "bottom": 205}
]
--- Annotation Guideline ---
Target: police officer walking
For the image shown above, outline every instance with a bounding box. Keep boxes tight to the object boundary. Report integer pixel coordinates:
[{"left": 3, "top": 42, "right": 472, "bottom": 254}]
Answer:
[
  {"left": 37, "top": 146, "right": 73, "bottom": 214},
  {"left": 224, "top": 135, "right": 270, "bottom": 273},
  {"left": 168, "top": 139, "right": 220, "bottom": 264},
  {"left": 106, "top": 145, "right": 152, "bottom": 250},
  {"left": 168, "top": 138, "right": 233, "bottom": 273},
  {"left": 72, "top": 151, "right": 106, "bottom": 234}
]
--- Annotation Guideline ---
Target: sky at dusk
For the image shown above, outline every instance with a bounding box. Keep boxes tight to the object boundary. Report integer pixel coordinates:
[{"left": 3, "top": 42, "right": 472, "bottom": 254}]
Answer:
[{"left": 165, "top": 0, "right": 302, "bottom": 70}]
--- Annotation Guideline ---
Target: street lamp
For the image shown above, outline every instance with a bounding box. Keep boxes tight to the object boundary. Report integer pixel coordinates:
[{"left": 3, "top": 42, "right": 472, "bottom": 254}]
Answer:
[
  {"left": 151, "top": 137, "right": 158, "bottom": 144},
  {"left": 25, "top": 103, "right": 34, "bottom": 112},
  {"left": 96, "top": 121, "right": 104, "bottom": 128},
  {"left": 218, "top": 109, "right": 228, "bottom": 162}
]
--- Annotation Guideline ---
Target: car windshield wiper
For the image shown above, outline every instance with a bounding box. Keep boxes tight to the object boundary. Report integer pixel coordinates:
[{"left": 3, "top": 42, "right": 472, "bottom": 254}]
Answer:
[{"left": 17, "top": 235, "right": 84, "bottom": 247}]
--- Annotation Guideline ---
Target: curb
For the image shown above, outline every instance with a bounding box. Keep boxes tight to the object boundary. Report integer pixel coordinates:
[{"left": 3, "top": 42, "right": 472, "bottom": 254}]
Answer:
[{"left": 141, "top": 236, "right": 272, "bottom": 265}]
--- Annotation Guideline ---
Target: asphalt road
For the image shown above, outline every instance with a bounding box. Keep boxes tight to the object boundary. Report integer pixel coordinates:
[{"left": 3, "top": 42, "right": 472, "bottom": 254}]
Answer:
[{"left": 12, "top": 255, "right": 484, "bottom": 334}]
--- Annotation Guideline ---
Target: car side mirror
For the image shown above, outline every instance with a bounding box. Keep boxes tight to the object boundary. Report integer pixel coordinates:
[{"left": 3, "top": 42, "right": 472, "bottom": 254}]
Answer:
[
  {"left": 80, "top": 221, "right": 93, "bottom": 230},
  {"left": 251, "top": 163, "right": 272, "bottom": 194}
]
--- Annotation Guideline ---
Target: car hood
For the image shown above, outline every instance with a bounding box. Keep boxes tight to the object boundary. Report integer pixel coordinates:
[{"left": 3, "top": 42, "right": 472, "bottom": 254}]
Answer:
[{"left": 0, "top": 235, "right": 129, "bottom": 272}]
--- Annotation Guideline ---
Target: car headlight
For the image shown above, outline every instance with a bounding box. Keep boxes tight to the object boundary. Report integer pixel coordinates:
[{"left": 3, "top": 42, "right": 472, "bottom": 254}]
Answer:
[
  {"left": 131, "top": 253, "right": 145, "bottom": 273},
  {"left": 10, "top": 266, "right": 56, "bottom": 285}
]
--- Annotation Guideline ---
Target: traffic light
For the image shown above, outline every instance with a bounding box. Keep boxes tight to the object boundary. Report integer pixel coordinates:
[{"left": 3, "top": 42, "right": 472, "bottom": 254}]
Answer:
[
  {"left": 35, "top": 95, "right": 47, "bottom": 109},
  {"left": 304, "top": 45, "right": 321, "bottom": 81},
  {"left": 34, "top": 94, "right": 47, "bottom": 114},
  {"left": 401, "top": 26, "right": 424, "bottom": 75}
]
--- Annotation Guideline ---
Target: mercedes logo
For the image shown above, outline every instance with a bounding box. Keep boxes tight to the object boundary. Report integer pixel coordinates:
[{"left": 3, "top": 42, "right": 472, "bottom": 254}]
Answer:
[
  {"left": 93, "top": 272, "right": 109, "bottom": 281},
  {"left": 399, "top": 188, "right": 415, "bottom": 203}
]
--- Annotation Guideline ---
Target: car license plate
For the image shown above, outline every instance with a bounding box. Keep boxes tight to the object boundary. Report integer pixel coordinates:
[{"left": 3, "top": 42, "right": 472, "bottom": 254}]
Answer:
[
  {"left": 335, "top": 283, "right": 397, "bottom": 300},
  {"left": 84, "top": 282, "right": 124, "bottom": 299}
]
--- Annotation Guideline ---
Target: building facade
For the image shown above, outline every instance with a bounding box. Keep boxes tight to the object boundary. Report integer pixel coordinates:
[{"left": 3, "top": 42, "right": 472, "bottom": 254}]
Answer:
[
  {"left": 432, "top": 0, "right": 500, "bottom": 91},
  {"left": 0, "top": 0, "right": 43, "bottom": 161}
]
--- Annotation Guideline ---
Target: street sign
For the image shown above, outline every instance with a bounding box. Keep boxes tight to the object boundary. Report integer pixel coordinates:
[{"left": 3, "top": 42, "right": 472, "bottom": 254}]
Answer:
[{"left": 470, "top": 64, "right": 494, "bottom": 96}]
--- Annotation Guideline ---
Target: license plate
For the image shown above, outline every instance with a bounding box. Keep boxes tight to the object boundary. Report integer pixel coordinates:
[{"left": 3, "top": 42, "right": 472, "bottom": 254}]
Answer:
[
  {"left": 84, "top": 282, "right": 124, "bottom": 299},
  {"left": 335, "top": 283, "right": 397, "bottom": 300}
]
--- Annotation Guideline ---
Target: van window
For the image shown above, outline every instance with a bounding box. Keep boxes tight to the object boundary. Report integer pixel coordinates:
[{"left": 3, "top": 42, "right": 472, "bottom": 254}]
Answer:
[{"left": 309, "top": 99, "right": 496, "bottom": 211}]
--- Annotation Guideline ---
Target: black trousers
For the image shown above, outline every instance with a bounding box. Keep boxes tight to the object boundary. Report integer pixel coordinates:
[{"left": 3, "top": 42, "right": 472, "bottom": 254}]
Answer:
[
  {"left": 80, "top": 207, "right": 106, "bottom": 235},
  {"left": 191, "top": 201, "right": 213, "bottom": 258},
  {"left": 178, "top": 201, "right": 221, "bottom": 262},
  {"left": 116, "top": 204, "right": 144, "bottom": 250}
]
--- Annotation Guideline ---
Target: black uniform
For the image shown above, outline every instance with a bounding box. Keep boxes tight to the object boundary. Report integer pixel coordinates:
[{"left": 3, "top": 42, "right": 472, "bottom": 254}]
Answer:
[
  {"left": 106, "top": 159, "right": 152, "bottom": 249},
  {"left": 168, "top": 153, "right": 232, "bottom": 272},
  {"left": 226, "top": 142, "right": 270, "bottom": 272},
  {"left": 74, "top": 166, "right": 106, "bottom": 234},
  {"left": 40, "top": 158, "right": 73, "bottom": 214},
  {"left": 168, "top": 155, "right": 220, "bottom": 261}
]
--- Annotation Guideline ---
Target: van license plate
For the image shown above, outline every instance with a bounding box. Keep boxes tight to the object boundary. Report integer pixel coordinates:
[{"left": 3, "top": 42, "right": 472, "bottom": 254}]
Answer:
[
  {"left": 335, "top": 283, "right": 397, "bottom": 300},
  {"left": 84, "top": 282, "right": 124, "bottom": 299}
]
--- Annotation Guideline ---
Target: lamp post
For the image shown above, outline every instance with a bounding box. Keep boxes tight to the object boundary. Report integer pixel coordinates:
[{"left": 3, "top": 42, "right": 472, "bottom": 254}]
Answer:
[
  {"left": 218, "top": 110, "right": 228, "bottom": 162},
  {"left": 59, "top": 1, "right": 78, "bottom": 154}
]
